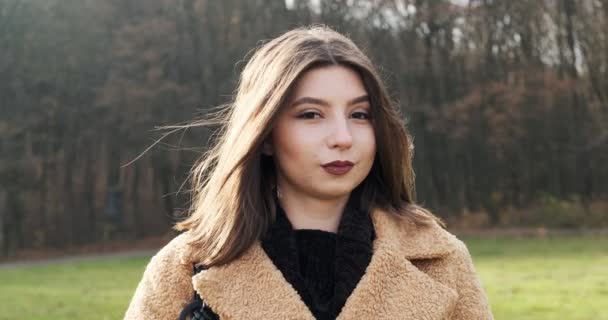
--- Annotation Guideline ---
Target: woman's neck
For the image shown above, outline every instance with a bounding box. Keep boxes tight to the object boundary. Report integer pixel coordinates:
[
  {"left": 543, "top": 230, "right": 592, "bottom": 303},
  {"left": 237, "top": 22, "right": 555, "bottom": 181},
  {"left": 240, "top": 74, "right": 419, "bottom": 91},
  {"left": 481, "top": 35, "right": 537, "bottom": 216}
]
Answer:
[{"left": 277, "top": 190, "right": 350, "bottom": 233}]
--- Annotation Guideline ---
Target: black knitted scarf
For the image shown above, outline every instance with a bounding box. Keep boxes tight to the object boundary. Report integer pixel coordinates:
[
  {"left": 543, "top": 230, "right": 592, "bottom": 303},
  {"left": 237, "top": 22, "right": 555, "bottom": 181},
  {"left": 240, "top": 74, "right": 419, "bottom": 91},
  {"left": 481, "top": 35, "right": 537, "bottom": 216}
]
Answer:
[{"left": 260, "top": 192, "right": 375, "bottom": 320}]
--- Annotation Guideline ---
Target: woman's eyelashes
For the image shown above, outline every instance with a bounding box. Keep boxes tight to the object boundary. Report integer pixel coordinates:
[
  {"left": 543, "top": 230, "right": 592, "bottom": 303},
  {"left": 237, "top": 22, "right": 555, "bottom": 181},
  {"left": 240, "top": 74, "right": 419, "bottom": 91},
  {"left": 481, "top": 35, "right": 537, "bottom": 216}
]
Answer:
[
  {"left": 352, "top": 111, "right": 371, "bottom": 120},
  {"left": 297, "top": 111, "right": 322, "bottom": 119},
  {"left": 296, "top": 110, "right": 371, "bottom": 120}
]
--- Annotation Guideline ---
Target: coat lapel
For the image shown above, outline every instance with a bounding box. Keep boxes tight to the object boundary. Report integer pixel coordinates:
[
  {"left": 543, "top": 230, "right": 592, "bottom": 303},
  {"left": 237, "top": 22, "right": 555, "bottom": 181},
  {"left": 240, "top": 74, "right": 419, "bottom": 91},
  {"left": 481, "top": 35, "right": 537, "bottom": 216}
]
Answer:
[
  {"left": 192, "top": 208, "right": 459, "bottom": 319},
  {"left": 192, "top": 242, "right": 315, "bottom": 319},
  {"left": 336, "top": 209, "right": 459, "bottom": 319}
]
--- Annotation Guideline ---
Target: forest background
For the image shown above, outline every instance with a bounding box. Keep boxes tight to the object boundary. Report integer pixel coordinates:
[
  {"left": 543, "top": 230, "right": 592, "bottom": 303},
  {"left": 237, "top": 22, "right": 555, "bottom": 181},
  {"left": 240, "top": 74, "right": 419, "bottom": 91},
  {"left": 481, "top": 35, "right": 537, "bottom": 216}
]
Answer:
[{"left": 1, "top": 0, "right": 607, "bottom": 258}]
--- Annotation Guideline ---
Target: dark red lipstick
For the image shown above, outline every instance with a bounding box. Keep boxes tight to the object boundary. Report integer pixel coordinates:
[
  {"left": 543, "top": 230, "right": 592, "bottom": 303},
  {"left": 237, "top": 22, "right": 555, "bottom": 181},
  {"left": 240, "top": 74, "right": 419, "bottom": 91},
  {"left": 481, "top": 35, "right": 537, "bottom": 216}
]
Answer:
[{"left": 321, "top": 160, "right": 354, "bottom": 175}]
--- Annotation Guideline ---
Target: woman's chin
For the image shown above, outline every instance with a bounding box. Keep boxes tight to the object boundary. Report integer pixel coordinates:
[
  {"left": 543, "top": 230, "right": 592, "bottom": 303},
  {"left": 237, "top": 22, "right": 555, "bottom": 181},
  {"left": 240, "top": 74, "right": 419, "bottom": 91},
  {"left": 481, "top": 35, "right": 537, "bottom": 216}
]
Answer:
[{"left": 313, "top": 185, "right": 357, "bottom": 200}]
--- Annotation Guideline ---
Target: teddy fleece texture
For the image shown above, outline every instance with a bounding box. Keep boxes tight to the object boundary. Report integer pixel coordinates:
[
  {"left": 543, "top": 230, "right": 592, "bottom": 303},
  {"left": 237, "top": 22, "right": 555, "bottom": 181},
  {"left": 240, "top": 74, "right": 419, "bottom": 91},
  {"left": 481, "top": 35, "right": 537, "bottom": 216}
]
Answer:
[{"left": 124, "top": 207, "right": 494, "bottom": 319}]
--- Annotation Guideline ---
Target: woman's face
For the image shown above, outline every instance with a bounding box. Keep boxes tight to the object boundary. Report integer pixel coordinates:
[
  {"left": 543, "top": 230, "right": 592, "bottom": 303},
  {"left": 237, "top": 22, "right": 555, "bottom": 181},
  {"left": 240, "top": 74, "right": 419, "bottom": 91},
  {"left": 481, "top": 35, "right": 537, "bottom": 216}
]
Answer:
[{"left": 266, "top": 65, "right": 376, "bottom": 200}]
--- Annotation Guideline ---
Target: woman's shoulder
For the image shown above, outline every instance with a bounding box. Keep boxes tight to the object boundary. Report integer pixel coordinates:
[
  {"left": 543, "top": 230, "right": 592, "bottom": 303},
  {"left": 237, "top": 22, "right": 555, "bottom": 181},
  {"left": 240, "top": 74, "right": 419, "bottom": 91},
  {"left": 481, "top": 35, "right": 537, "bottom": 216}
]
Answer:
[
  {"left": 382, "top": 210, "right": 493, "bottom": 317},
  {"left": 150, "top": 232, "right": 193, "bottom": 264},
  {"left": 142, "top": 231, "right": 198, "bottom": 281},
  {"left": 141, "top": 231, "right": 195, "bottom": 286},
  {"left": 124, "top": 232, "right": 194, "bottom": 319},
  {"left": 418, "top": 219, "right": 471, "bottom": 256},
  {"left": 410, "top": 217, "right": 473, "bottom": 262},
  {"left": 407, "top": 221, "right": 493, "bottom": 319},
  {"left": 374, "top": 207, "right": 467, "bottom": 259}
]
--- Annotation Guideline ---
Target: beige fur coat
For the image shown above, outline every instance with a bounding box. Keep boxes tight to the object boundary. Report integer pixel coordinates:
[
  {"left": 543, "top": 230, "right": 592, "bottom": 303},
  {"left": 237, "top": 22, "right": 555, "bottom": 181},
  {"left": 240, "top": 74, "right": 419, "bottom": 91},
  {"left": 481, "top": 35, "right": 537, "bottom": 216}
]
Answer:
[{"left": 124, "top": 207, "right": 494, "bottom": 319}]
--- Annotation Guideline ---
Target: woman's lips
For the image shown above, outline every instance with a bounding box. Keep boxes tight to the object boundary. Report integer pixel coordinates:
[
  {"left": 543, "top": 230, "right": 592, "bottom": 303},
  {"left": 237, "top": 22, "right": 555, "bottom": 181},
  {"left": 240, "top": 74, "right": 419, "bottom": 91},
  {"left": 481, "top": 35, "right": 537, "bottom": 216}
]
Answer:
[
  {"left": 322, "top": 163, "right": 354, "bottom": 175},
  {"left": 323, "top": 165, "right": 353, "bottom": 175}
]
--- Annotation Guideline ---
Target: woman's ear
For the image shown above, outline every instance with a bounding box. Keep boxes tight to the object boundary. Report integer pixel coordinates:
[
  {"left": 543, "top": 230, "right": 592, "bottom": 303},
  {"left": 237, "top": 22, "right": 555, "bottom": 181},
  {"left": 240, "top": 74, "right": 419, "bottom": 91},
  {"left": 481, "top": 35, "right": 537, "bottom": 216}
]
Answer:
[{"left": 262, "top": 140, "right": 274, "bottom": 156}]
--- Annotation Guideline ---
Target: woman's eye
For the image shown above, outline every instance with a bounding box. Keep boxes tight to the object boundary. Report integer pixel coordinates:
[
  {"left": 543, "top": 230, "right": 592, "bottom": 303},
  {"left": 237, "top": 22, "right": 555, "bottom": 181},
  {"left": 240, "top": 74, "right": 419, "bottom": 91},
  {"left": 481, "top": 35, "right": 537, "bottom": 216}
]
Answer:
[
  {"left": 297, "top": 111, "right": 321, "bottom": 119},
  {"left": 352, "top": 111, "right": 371, "bottom": 120}
]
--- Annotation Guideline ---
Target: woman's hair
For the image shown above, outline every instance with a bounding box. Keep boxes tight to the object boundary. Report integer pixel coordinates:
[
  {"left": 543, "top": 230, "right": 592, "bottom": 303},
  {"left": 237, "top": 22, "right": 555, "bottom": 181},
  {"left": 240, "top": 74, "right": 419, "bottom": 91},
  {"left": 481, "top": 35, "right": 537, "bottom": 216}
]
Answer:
[{"left": 175, "top": 25, "right": 442, "bottom": 267}]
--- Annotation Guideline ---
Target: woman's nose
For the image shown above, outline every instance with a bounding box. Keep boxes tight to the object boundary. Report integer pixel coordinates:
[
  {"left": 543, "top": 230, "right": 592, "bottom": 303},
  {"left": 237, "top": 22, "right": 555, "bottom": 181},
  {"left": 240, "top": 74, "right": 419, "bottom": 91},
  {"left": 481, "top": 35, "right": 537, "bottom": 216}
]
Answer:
[{"left": 327, "top": 117, "right": 353, "bottom": 149}]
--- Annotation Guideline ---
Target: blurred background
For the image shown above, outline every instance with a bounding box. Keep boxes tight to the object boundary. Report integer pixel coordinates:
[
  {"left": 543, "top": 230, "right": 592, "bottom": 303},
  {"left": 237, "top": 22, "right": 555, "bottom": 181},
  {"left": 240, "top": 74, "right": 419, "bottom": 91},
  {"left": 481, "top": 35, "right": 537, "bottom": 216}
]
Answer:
[{"left": 0, "top": 0, "right": 606, "bottom": 319}]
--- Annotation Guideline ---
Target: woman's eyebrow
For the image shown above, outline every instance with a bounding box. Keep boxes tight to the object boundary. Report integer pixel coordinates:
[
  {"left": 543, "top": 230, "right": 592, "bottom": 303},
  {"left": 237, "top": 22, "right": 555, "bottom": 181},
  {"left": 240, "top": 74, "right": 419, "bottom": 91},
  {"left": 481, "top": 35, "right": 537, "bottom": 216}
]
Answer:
[{"left": 290, "top": 94, "right": 369, "bottom": 108}]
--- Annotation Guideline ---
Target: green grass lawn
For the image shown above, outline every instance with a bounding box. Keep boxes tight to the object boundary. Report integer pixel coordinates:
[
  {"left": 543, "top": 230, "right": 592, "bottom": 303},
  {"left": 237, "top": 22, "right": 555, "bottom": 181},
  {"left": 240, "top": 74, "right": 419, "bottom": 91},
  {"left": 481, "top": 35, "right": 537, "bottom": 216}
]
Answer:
[
  {"left": 466, "top": 234, "right": 608, "bottom": 320},
  {"left": 0, "top": 234, "right": 606, "bottom": 320}
]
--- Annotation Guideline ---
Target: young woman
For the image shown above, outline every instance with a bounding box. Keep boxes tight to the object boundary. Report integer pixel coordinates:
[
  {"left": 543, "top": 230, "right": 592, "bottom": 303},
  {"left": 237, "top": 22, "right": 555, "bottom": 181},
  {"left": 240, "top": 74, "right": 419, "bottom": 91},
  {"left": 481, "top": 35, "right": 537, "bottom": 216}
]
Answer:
[{"left": 124, "top": 25, "right": 493, "bottom": 320}]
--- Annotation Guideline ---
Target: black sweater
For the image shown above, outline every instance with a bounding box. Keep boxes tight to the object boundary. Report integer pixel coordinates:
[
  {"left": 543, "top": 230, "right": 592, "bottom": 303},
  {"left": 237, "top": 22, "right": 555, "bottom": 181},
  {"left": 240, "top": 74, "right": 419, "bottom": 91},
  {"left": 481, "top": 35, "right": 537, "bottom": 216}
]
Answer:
[{"left": 260, "top": 194, "right": 375, "bottom": 320}]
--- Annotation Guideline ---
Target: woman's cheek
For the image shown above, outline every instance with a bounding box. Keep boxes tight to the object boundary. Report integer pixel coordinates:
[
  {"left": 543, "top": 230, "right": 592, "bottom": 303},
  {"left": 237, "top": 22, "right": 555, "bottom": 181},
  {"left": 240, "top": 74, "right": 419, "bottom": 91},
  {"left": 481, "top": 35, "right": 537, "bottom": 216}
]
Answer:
[{"left": 277, "top": 129, "right": 314, "bottom": 170}]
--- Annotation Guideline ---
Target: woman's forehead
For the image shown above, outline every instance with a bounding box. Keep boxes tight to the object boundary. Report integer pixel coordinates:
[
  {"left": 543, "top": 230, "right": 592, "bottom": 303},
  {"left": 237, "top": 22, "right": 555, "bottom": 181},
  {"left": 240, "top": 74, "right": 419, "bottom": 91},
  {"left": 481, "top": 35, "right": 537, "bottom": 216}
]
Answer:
[{"left": 288, "top": 65, "right": 368, "bottom": 104}]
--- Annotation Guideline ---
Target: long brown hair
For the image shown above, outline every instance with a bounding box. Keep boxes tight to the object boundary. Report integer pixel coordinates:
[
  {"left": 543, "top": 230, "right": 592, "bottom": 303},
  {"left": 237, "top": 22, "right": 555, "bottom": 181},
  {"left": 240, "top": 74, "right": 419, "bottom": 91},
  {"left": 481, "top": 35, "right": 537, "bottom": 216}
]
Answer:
[{"left": 175, "top": 25, "right": 442, "bottom": 267}]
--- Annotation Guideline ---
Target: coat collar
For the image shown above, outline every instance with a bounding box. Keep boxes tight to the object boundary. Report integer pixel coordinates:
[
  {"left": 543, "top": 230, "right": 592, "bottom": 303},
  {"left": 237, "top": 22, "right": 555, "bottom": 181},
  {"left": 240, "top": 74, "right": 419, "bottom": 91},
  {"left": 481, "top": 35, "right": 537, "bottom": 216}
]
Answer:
[{"left": 192, "top": 207, "right": 460, "bottom": 319}]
